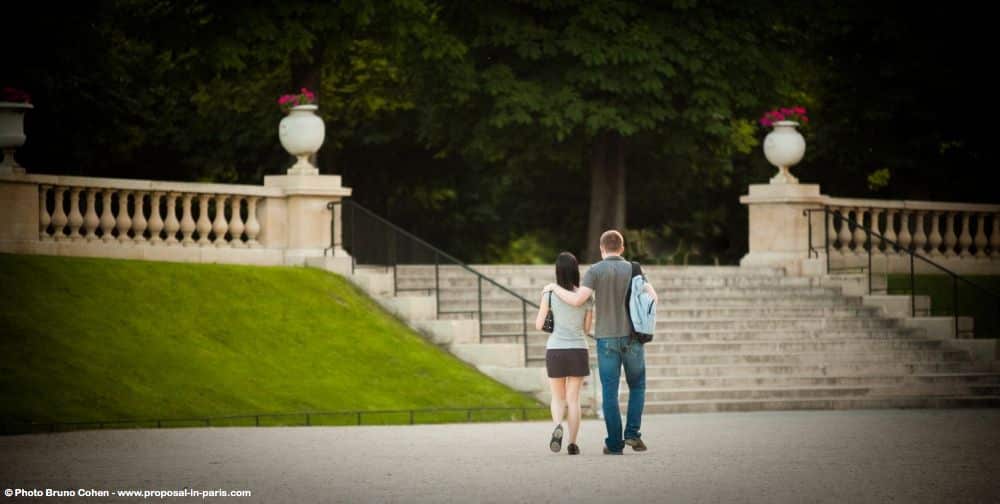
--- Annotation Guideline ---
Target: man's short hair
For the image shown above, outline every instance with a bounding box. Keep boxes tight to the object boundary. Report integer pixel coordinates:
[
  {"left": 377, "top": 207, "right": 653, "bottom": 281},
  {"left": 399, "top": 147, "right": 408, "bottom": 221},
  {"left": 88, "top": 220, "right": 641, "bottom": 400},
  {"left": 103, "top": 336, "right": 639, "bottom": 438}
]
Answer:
[{"left": 600, "top": 230, "right": 624, "bottom": 253}]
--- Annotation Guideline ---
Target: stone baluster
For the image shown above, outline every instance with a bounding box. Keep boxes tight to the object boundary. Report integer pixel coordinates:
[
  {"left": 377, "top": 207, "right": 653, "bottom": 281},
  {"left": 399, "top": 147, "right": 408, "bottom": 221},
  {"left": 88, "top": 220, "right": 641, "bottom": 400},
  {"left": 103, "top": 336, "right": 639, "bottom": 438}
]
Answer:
[
  {"left": 870, "top": 208, "right": 883, "bottom": 255},
  {"left": 51, "top": 187, "right": 68, "bottom": 241},
  {"left": 852, "top": 208, "right": 867, "bottom": 255},
  {"left": 826, "top": 210, "right": 837, "bottom": 255},
  {"left": 83, "top": 188, "right": 100, "bottom": 241},
  {"left": 116, "top": 190, "right": 133, "bottom": 243},
  {"left": 911, "top": 211, "right": 927, "bottom": 256},
  {"left": 958, "top": 212, "right": 973, "bottom": 258},
  {"left": 196, "top": 194, "right": 212, "bottom": 246},
  {"left": 991, "top": 214, "right": 1000, "bottom": 260},
  {"left": 67, "top": 187, "right": 84, "bottom": 241},
  {"left": 943, "top": 212, "right": 957, "bottom": 257},
  {"left": 99, "top": 189, "right": 116, "bottom": 242},
  {"left": 927, "top": 211, "right": 943, "bottom": 256},
  {"left": 132, "top": 191, "right": 148, "bottom": 244},
  {"left": 212, "top": 194, "right": 230, "bottom": 247},
  {"left": 836, "top": 208, "right": 852, "bottom": 254},
  {"left": 38, "top": 185, "right": 52, "bottom": 241},
  {"left": 228, "top": 195, "right": 245, "bottom": 247},
  {"left": 164, "top": 192, "right": 181, "bottom": 245},
  {"left": 883, "top": 209, "right": 897, "bottom": 254},
  {"left": 245, "top": 196, "right": 261, "bottom": 248},
  {"left": 897, "top": 211, "right": 912, "bottom": 252},
  {"left": 180, "top": 194, "right": 196, "bottom": 246},
  {"left": 147, "top": 192, "right": 164, "bottom": 245},
  {"left": 974, "top": 212, "right": 988, "bottom": 259}
]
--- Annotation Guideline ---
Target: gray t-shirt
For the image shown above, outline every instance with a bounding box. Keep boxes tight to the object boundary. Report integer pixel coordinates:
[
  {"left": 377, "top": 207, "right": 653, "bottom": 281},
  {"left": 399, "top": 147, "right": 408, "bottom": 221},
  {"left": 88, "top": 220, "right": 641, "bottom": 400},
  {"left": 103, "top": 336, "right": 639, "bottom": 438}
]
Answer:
[
  {"left": 581, "top": 255, "right": 635, "bottom": 338},
  {"left": 545, "top": 292, "right": 593, "bottom": 350}
]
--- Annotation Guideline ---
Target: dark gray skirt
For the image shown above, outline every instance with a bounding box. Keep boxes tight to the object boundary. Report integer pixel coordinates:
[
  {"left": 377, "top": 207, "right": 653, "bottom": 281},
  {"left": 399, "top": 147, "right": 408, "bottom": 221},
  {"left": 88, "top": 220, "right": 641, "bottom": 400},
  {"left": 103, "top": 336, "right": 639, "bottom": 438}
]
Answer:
[{"left": 545, "top": 348, "right": 590, "bottom": 378}]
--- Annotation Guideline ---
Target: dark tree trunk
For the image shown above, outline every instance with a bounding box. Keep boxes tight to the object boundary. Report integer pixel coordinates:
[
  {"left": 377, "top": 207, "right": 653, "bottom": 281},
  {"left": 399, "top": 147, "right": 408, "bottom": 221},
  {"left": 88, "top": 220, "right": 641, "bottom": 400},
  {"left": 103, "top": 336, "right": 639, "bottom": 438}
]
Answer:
[{"left": 585, "top": 131, "right": 627, "bottom": 262}]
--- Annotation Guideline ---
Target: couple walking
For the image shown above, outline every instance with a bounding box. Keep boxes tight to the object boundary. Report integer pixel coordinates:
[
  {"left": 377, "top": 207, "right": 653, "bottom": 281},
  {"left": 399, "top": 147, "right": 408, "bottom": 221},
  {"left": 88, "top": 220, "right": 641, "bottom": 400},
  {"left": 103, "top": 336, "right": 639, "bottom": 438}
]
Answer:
[{"left": 534, "top": 230, "right": 657, "bottom": 455}]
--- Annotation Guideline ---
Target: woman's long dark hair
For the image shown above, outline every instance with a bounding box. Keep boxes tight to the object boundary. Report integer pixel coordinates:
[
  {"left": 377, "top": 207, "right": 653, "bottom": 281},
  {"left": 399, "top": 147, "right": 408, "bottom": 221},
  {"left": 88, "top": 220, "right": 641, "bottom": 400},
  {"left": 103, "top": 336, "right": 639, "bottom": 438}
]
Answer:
[{"left": 555, "top": 252, "right": 580, "bottom": 291}]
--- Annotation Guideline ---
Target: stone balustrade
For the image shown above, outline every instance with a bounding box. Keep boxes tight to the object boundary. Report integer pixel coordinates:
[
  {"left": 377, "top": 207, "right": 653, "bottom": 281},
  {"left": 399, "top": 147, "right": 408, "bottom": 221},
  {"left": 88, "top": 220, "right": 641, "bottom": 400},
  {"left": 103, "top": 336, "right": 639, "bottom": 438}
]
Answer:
[
  {"left": 740, "top": 182, "right": 1000, "bottom": 276},
  {"left": 823, "top": 198, "right": 999, "bottom": 274},
  {"left": 1, "top": 172, "right": 352, "bottom": 267}
]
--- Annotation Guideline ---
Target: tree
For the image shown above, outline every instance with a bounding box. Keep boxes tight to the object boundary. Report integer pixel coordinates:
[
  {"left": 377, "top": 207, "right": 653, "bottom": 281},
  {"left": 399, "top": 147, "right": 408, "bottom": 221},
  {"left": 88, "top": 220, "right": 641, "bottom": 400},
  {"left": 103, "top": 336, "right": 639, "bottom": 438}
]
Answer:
[{"left": 412, "top": 0, "right": 798, "bottom": 260}]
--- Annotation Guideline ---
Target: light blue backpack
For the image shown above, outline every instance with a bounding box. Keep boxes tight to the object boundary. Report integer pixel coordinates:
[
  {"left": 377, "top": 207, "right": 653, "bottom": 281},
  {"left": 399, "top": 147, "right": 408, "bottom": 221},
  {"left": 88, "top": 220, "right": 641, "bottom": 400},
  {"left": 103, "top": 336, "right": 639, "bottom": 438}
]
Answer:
[{"left": 626, "top": 261, "right": 656, "bottom": 343}]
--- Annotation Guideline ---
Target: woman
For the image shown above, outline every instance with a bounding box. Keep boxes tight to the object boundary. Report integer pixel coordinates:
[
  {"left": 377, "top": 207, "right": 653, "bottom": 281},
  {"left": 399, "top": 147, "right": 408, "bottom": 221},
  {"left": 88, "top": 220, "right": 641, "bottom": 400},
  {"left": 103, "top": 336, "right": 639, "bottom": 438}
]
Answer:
[{"left": 535, "top": 251, "right": 593, "bottom": 455}]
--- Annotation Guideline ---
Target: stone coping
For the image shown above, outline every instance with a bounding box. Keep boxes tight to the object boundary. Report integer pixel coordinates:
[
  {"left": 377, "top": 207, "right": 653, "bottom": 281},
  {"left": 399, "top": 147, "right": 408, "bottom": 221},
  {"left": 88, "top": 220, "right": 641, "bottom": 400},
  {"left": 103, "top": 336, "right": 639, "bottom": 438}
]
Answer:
[{"left": 1, "top": 173, "right": 352, "bottom": 198}]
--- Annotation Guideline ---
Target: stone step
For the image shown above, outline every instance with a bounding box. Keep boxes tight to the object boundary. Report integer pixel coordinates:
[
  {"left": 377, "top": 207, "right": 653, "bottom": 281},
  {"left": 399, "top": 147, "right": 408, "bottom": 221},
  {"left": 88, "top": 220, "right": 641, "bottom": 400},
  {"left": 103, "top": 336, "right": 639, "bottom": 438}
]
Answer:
[
  {"left": 436, "top": 286, "right": 843, "bottom": 300},
  {"left": 395, "top": 265, "right": 785, "bottom": 277},
  {"left": 654, "top": 306, "right": 883, "bottom": 318},
  {"left": 635, "top": 372, "right": 1000, "bottom": 389},
  {"left": 396, "top": 275, "right": 819, "bottom": 289},
  {"left": 438, "top": 295, "right": 857, "bottom": 311},
  {"left": 620, "top": 350, "right": 971, "bottom": 366},
  {"left": 657, "top": 296, "right": 861, "bottom": 307},
  {"left": 451, "top": 306, "right": 882, "bottom": 320},
  {"left": 635, "top": 395, "right": 1000, "bottom": 413},
  {"left": 480, "top": 317, "right": 901, "bottom": 334},
  {"left": 480, "top": 328, "right": 926, "bottom": 344},
  {"left": 621, "top": 383, "right": 998, "bottom": 402},
  {"left": 528, "top": 360, "right": 990, "bottom": 376},
  {"left": 525, "top": 338, "right": 946, "bottom": 356}
]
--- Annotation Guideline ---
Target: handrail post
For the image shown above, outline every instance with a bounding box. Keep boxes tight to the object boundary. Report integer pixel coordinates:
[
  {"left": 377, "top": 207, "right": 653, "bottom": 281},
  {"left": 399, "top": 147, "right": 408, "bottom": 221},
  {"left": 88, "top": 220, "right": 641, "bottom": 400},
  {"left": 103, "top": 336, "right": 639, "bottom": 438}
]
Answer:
[
  {"left": 390, "top": 229, "right": 397, "bottom": 296},
  {"left": 806, "top": 209, "right": 814, "bottom": 258},
  {"left": 522, "top": 300, "right": 528, "bottom": 366},
  {"left": 866, "top": 211, "right": 873, "bottom": 295},
  {"left": 434, "top": 252, "right": 440, "bottom": 318},
  {"left": 350, "top": 201, "right": 356, "bottom": 275},
  {"left": 953, "top": 275, "right": 959, "bottom": 338},
  {"left": 477, "top": 276, "right": 483, "bottom": 340},
  {"left": 910, "top": 251, "right": 916, "bottom": 317},
  {"left": 824, "top": 206, "right": 831, "bottom": 273}
]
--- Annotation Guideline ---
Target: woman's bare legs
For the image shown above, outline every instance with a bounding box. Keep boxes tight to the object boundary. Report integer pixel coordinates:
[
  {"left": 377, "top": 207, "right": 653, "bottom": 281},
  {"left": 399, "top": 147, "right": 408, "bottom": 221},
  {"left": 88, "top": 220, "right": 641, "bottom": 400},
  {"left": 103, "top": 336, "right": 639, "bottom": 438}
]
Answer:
[
  {"left": 549, "top": 377, "right": 567, "bottom": 425},
  {"left": 565, "top": 376, "right": 584, "bottom": 444}
]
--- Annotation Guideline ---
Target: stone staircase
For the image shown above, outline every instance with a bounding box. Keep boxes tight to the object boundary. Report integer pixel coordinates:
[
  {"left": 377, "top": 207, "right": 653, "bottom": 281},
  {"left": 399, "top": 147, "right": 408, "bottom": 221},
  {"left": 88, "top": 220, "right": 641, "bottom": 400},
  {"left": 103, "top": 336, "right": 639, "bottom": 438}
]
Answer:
[{"left": 384, "top": 264, "right": 1000, "bottom": 413}]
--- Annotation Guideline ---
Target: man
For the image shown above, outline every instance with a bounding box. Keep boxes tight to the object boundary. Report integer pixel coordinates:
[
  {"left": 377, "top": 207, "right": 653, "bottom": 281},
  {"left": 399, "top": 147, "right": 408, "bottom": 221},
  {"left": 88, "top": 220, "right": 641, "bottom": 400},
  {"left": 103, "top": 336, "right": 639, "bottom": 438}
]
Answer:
[{"left": 543, "top": 230, "right": 657, "bottom": 455}]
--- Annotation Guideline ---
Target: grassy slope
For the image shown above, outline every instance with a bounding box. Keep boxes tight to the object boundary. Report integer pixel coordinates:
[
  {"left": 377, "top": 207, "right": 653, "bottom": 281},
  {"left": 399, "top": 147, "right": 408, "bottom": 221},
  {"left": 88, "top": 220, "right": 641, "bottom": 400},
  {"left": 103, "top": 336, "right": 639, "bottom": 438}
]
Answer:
[{"left": 0, "top": 253, "right": 540, "bottom": 424}]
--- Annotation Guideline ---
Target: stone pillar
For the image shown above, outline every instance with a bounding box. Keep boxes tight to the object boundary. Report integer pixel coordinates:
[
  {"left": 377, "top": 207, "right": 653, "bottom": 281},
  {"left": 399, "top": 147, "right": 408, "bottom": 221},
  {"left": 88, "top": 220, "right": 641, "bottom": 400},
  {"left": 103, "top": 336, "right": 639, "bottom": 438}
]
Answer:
[
  {"left": 739, "top": 183, "right": 826, "bottom": 276},
  {"left": 263, "top": 174, "right": 352, "bottom": 268},
  {"left": 0, "top": 174, "right": 41, "bottom": 250}
]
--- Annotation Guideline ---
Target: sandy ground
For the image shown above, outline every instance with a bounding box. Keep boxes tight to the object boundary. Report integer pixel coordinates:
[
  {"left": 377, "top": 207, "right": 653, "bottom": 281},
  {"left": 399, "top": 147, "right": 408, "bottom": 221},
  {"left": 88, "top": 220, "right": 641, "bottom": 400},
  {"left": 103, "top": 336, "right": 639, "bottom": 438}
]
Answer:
[{"left": 2, "top": 409, "right": 999, "bottom": 503}]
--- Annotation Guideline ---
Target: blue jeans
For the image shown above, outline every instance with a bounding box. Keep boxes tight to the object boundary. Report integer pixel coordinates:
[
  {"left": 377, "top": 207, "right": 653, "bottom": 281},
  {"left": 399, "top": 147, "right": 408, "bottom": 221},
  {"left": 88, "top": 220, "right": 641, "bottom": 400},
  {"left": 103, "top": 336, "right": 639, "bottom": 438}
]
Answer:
[{"left": 596, "top": 336, "right": 646, "bottom": 452}]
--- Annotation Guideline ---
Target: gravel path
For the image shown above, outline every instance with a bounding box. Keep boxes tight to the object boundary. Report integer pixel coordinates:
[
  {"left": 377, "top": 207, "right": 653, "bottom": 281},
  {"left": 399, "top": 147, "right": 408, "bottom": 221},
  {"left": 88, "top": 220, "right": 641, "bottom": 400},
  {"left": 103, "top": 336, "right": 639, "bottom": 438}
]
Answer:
[{"left": 2, "top": 409, "right": 999, "bottom": 503}]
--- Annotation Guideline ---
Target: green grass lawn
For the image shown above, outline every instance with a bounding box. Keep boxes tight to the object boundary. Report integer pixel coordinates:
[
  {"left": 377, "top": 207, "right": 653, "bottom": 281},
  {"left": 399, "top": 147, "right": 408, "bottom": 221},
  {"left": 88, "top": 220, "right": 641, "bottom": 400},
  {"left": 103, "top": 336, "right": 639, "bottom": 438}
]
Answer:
[
  {"left": 0, "top": 253, "right": 544, "bottom": 430},
  {"left": 887, "top": 274, "right": 1000, "bottom": 339}
]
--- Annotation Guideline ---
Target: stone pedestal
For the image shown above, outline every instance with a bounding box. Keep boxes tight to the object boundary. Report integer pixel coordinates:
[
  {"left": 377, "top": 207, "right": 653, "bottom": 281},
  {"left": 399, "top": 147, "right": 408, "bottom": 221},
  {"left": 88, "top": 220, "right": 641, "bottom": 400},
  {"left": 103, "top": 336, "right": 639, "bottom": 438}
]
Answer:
[
  {"left": 0, "top": 173, "right": 40, "bottom": 243},
  {"left": 263, "top": 174, "right": 351, "bottom": 265},
  {"left": 739, "top": 183, "right": 826, "bottom": 275}
]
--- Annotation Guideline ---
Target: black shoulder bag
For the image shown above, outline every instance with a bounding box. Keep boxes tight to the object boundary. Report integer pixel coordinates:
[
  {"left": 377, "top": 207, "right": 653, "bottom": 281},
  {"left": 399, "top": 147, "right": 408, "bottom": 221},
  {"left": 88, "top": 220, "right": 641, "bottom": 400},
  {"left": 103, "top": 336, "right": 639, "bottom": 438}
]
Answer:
[{"left": 542, "top": 292, "right": 555, "bottom": 333}]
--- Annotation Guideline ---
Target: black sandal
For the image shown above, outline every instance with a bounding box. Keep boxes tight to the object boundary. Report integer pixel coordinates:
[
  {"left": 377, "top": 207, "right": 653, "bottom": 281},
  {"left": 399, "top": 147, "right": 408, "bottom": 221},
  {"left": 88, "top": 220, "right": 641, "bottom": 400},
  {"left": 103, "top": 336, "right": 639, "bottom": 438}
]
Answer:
[
  {"left": 549, "top": 424, "right": 564, "bottom": 452},
  {"left": 567, "top": 443, "right": 579, "bottom": 455}
]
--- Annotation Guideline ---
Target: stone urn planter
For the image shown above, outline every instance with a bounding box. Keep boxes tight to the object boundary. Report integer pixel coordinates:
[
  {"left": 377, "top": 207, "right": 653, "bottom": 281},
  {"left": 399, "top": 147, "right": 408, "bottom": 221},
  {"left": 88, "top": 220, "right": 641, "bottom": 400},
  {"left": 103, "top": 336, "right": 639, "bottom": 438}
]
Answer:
[
  {"left": 0, "top": 101, "right": 33, "bottom": 175},
  {"left": 763, "top": 120, "right": 806, "bottom": 184},
  {"left": 278, "top": 104, "right": 325, "bottom": 175}
]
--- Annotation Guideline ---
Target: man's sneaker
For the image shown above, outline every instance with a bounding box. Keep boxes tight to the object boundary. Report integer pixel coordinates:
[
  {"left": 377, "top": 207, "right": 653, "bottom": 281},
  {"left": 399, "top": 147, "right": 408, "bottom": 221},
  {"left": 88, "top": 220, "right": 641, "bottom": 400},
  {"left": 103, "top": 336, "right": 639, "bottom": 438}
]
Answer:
[
  {"left": 567, "top": 443, "right": 580, "bottom": 455},
  {"left": 549, "top": 424, "right": 564, "bottom": 452},
  {"left": 602, "top": 447, "right": 623, "bottom": 455},
  {"left": 624, "top": 438, "right": 647, "bottom": 452}
]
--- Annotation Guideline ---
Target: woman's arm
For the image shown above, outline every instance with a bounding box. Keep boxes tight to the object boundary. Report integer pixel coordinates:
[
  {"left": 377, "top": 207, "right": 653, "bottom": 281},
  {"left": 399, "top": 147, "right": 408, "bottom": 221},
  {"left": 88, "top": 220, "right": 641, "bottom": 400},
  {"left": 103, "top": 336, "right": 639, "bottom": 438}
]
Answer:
[
  {"left": 534, "top": 292, "right": 549, "bottom": 331},
  {"left": 583, "top": 308, "right": 593, "bottom": 335}
]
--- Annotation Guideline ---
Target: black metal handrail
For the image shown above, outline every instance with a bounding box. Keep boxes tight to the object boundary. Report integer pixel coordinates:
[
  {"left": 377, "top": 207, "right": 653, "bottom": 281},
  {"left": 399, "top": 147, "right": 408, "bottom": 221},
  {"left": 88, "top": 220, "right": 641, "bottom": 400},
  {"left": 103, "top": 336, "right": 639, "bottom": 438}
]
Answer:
[
  {"left": 327, "top": 199, "right": 540, "bottom": 365},
  {"left": 805, "top": 206, "right": 1000, "bottom": 338},
  {"left": 1, "top": 406, "right": 551, "bottom": 436}
]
